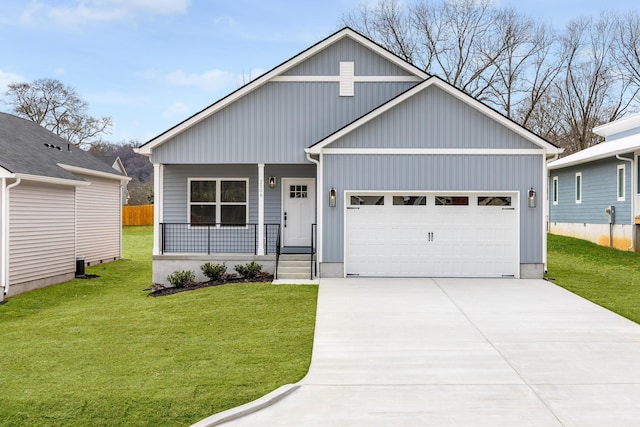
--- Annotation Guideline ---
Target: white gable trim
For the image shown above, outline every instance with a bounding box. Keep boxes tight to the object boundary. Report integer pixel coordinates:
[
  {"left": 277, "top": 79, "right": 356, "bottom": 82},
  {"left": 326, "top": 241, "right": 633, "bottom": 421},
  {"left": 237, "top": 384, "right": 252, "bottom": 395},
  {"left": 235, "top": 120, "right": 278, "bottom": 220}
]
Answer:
[
  {"left": 0, "top": 166, "right": 12, "bottom": 178},
  {"left": 306, "top": 77, "right": 562, "bottom": 156},
  {"left": 593, "top": 113, "right": 640, "bottom": 138},
  {"left": 136, "top": 28, "right": 429, "bottom": 156},
  {"left": 321, "top": 148, "right": 544, "bottom": 155}
]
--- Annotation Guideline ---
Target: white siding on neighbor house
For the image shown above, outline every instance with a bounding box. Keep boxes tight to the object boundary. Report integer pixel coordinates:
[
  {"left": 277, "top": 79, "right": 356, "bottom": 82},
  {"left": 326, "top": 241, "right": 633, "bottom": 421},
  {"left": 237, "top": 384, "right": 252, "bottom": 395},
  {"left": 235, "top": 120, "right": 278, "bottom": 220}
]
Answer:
[
  {"left": 9, "top": 182, "right": 76, "bottom": 285},
  {"left": 75, "top": 174, "right": 122, "bottom": 265}
]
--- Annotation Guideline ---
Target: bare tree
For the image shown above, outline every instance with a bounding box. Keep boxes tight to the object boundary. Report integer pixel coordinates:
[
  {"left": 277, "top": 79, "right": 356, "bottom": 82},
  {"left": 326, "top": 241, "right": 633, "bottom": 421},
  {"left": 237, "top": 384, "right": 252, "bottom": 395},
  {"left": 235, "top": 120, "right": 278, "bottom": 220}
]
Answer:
[
  {"left": 3, "top": 78, "right": 112, "bottom": 148},
  {"left": 615, "top": 11, "right": 640, "bottom": 92},
  {"left": 557, "top": 15, "right": 638, "bottom": 153}
]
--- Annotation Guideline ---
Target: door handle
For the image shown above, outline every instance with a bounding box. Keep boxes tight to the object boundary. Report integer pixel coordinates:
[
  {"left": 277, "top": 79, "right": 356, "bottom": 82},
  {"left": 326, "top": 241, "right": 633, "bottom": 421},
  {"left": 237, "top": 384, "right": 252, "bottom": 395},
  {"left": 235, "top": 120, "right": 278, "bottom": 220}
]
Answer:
[{"left": 284, "top": 212, "right": 287, "bottom": 228}]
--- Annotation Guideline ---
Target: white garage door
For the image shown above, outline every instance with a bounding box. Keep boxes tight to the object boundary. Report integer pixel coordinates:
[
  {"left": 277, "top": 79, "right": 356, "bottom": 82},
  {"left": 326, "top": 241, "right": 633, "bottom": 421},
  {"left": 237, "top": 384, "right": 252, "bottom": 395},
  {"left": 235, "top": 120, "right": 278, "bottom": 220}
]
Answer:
[{"left": 345, "top": 192, "right": 518, "bottom": 277}]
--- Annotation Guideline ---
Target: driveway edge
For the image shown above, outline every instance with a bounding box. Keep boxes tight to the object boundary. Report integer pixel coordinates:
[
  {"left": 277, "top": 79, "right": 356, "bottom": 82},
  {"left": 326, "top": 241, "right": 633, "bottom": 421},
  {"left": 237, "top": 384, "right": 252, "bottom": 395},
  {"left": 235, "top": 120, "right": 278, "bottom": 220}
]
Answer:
[{"left": 190, "top": 384, "right": 301, "bottom": 427}]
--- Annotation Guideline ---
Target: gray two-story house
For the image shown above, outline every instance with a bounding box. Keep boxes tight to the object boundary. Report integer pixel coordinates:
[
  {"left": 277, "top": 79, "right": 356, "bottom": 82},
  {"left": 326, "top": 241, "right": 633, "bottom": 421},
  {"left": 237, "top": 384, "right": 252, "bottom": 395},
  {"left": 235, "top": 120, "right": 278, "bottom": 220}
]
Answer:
[{"left": 136, "top": 27, "right": 562, "bottom": 284}]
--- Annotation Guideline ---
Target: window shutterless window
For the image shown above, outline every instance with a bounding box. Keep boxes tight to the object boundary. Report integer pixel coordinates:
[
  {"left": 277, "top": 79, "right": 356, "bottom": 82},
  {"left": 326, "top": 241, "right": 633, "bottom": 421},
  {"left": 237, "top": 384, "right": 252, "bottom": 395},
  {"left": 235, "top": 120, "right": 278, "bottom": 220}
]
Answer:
[
  {"left": 617, "top": 165, "right": 625, "bottom": 201},
  {"left": 188, "top": 179, "right": 248, "bottom": 225},
  {"left": 552, "top": 176, "right": 558, "bottom": 205},
  {"left": 575, "top": 172, "right": 582, "bottom": 204}
]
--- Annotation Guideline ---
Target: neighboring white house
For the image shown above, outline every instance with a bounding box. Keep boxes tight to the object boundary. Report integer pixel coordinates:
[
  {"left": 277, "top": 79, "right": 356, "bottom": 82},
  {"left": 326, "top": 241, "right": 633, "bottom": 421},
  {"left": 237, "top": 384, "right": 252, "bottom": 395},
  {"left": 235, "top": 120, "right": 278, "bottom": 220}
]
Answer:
[
  {"left": 0, "top": 112, "right": 131, "bottom": 300},
  {"left": 136, "top": 27, "right": 562, "bottom": 284},
  {"left": 549, "top": 113, "right": 640, "bottom": 251}
]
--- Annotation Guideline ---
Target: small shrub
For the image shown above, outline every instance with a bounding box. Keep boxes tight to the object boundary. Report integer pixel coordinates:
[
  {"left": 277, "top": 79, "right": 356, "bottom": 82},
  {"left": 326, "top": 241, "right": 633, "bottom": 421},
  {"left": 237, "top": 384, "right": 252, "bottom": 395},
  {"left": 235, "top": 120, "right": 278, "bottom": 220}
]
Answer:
[
  {"left": 167, "top": 270, "right": 195, "bottom": 288},
  {"left": 201, "top": 262, "right": 227, "bottom": 281},
  {"left": 234, "top": 261, "right": 262, "bottom": 279}
]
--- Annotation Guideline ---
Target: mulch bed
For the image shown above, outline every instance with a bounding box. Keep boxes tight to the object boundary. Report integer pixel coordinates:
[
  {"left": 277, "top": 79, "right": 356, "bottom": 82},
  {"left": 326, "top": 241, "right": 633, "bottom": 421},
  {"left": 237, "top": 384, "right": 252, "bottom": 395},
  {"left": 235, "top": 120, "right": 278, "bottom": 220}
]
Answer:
[{"left": 146, "top": 272, "right": 274, "bottom": 297}]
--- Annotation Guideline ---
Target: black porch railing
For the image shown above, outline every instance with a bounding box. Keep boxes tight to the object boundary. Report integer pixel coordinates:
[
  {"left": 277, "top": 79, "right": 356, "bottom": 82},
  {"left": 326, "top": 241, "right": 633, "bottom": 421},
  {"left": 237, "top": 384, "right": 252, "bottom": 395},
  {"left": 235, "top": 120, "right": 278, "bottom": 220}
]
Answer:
[{"left": 160, "top": 223, "right": 280, "bottom": 255}]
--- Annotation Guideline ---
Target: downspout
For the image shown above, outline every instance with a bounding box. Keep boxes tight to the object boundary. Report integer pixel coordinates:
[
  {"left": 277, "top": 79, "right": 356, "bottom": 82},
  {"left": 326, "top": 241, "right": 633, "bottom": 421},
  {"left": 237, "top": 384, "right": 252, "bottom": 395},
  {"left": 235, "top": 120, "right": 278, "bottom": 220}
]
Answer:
[
  {"left": 3, "top": 177, "right": 22, "bottom": 297},
  {"left": 544, "top": 153, "right": 559, "bottom": 274},
  {"left": 306, "top": 152, "right": 321, "bottom": 277},
  {"left": 616, "top": 154, "right": 634, "bottom": 251}
]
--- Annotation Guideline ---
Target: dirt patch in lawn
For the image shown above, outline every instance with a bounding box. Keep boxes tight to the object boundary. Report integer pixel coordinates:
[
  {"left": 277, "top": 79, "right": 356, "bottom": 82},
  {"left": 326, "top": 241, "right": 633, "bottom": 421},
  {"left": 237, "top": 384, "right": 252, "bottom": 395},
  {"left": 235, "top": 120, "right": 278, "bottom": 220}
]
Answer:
[{"left": 147, "top": 273, "right": 274, "bottom": 297}]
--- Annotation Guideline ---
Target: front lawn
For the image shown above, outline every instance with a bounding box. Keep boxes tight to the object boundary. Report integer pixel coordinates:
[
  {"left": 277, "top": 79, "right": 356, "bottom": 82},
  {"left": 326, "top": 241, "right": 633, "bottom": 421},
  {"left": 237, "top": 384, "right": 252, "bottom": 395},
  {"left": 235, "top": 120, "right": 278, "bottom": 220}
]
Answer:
[
  {"left": 0, "top": 226, "right": 318, "bottom": 426},
  {"left": 547, "top": 233, "right": 640, "bottom": 324}
]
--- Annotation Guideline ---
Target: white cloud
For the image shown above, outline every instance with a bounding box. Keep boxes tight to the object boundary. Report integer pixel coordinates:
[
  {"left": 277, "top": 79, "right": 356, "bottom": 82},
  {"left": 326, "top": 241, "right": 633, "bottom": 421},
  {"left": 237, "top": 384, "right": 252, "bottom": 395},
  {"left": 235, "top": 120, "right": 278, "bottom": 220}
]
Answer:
[
  {"left": 19, "top": 0, "right": 190, "bottom": 28},
  {"left": 0, "top": 70, "right": 27, "bottom": 94},
  {"left": 162, "top": 101, "right": 189, "bottom": 118}
]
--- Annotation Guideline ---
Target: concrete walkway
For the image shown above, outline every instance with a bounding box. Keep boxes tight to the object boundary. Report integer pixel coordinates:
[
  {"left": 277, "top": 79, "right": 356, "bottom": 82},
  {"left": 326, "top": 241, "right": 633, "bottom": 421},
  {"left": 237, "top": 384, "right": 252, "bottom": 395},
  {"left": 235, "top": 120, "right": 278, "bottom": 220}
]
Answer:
[{"left": 196, "top": 278, "right": 640, "bottom": 426}]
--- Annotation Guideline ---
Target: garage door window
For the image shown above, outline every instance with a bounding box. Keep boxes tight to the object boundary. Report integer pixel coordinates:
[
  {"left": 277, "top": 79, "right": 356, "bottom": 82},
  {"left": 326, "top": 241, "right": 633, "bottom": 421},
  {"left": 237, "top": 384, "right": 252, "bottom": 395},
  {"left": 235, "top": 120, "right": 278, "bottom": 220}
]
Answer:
[
  {"left": 435, "top": 196, "right": 469, "bottom": 206},
  {"left": 393, "top": 196, "right": 426, "bottom": 206},
  {"left": 478, "top": 196, "right": 511, "bottom": 206},
  {"left": 350, "top": 195, "right": 385, "bottom": 205}
]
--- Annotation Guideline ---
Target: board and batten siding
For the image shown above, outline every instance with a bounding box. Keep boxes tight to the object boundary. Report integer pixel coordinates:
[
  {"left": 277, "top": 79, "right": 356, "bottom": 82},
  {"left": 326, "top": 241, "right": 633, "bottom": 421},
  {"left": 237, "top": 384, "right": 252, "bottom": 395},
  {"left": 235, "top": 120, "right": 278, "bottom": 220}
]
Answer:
[
  {"left": 163, "top": 164, "right": 315, "bottom": 224},
  {"left": 9, "top": 182, "right": 75, "bottom": 285},
  {"left": 150, "top": 81, "right": 417, "bottom": 165},
  {"left": 283, "top": 36, "right": 413, "bottom": 77},
  {"left": 330, "top": 86, "right": 539, "bottom": 150},
  {"left": 322, "top": 154, "right": 544, "bottom": 263},
  {"left": 549, "top": 156, "right": 632, "bottom": 225},
  {"left": 75, "top": 174, "right": 122, "bottom": 265}
]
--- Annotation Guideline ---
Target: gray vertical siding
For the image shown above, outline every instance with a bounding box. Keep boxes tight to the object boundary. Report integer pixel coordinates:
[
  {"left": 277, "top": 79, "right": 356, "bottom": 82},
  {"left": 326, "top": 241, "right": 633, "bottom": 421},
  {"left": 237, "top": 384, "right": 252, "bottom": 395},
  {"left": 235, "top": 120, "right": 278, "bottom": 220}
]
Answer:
[
  {"left": 9, "top": 182, "right": 76, "bottom": 285},
  {"left": 549, "top": 156, "right": 632, "bottom": 225},
  {"left": 163, "top": 164, "right": 315, "bottom": 224},
  {"left": 151, "top": 81, "right": 417, "bottom": 164},
  {"left": 323, "top": 154, "right": 544, "bottom": 263},
  {"left": 75, "top": 174, "right": 122, "bottom": 265},
  {"left": 331, "top": 86, "right": 539, "bottom": 149},
  {"left": 283, "top": 37, "right": 414, "bottom": 76}
]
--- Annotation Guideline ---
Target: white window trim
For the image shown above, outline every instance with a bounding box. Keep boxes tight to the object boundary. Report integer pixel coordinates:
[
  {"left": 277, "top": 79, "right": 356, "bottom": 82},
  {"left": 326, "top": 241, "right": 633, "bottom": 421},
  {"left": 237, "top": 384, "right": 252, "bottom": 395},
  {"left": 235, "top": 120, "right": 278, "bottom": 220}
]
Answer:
[
  {"left": 552, "top": 176, "right": 559, "bottom": 205},
  {"left": 575, "top": 172, "right": 582, "bottom": 204},
  {"left": 617, "top": 164, "right": 626, "bottom": 201},
  {"left": 187, "top": 178, "right": 249, "bottom": 227}
]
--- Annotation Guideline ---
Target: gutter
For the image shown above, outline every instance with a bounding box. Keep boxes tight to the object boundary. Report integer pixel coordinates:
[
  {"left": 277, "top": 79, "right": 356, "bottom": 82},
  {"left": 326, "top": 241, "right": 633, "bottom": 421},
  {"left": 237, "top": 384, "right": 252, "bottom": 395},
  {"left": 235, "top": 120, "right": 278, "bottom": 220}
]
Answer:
[
  {"left": 616, "top": 154, "right": 635, "bottom": 251},
  {"left": 2, "top": 177, "right": 22, "bottom": 297},
  {"left": 306, "top": 152, "right": 321, "bottom": 276}
]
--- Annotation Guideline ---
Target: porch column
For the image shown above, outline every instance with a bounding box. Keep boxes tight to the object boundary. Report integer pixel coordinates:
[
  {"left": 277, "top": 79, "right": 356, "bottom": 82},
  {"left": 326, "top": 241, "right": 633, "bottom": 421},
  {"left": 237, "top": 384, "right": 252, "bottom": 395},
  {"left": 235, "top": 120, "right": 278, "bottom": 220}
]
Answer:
[
  {"left": 257, "top": 164, "right": 265, "bottom": 256},
  {"left": 1, "top": 178, "right": 6, "bottom": 298},
  {"left": 153, "top": 163, "right": 164, "bottom": 256}
]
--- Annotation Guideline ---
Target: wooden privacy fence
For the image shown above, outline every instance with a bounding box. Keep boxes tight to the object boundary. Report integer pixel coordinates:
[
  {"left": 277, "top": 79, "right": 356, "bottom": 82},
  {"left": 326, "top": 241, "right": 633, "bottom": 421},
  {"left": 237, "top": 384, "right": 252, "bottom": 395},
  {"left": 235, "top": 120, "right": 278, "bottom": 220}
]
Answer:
[{"left": 122, "top": 204, "right": 154, "bottom": 226}]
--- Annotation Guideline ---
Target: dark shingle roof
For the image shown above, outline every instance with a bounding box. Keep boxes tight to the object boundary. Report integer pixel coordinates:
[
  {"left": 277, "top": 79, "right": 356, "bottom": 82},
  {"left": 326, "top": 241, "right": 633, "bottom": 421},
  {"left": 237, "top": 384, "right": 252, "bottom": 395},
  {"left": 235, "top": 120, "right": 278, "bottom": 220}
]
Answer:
[{"left": 0, "top": 112, "right": 123, "bottom": 181}]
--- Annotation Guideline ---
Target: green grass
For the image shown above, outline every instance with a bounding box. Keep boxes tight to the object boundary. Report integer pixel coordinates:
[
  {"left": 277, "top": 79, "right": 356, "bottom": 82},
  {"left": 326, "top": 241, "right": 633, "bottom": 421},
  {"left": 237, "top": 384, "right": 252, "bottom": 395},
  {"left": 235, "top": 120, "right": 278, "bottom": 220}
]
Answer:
[
  {"left": 0, "top": 226, "right": 318, "bottom": 426},
  {"left": 547, "top": 233, "right": 640, "bottom": 324}
]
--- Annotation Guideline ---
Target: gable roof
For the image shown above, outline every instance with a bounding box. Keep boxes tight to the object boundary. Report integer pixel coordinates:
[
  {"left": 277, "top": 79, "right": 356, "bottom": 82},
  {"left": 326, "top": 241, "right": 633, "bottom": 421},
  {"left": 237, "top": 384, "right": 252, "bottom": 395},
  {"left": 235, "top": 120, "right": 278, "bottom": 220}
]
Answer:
[
  {"left": 548, "top": 133, "right": 640, "bottom": 170},
  {"left": 136, "top": 27, "right": 429, "bottom": 156},
  {"left": 0, "top": 112, "right": 129, "bottom": 183},
  {"left": 593, "top": 112, "right": 640, "bottom": 138},
  {"left": 306, "top": 76, "right": 562, "bottom": 157}
]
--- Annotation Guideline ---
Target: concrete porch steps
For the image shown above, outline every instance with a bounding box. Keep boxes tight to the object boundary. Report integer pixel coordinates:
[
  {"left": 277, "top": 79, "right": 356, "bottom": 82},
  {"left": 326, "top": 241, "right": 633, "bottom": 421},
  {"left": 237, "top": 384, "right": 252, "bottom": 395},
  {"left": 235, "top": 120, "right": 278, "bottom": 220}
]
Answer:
[{"left": 277, "top": 254, "right": 315, "bottom": 280}]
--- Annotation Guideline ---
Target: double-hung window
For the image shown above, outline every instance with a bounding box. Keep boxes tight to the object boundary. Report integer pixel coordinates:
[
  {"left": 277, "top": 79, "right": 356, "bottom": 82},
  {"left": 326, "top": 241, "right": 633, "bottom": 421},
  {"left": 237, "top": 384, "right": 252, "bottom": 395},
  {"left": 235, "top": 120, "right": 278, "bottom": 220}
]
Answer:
[
  {"left": 189, "top": 178, "right": 248, "bottom": 225},
  {"left": 575, "top": 172, "right": 582, "bottom": 204},
  {"left": 617, "top": 165, "right": 626, "bottom": 201}
]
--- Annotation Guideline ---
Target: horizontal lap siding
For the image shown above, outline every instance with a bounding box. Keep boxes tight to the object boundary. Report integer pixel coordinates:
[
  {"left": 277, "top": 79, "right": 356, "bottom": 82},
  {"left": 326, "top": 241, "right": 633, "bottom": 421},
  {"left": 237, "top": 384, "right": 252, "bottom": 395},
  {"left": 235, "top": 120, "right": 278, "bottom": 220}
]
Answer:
[
  {"left": 323, "top": 154, "right": 543, "bottom": 263},
  {"left": 9, "top": 183, "right": 75, "bottom": 284},
  {"left": 549, "top": 157, "right": 632, "bottom": 225},
  {"left": 76, "top": 174, "right": 122, "bottom": 264}
]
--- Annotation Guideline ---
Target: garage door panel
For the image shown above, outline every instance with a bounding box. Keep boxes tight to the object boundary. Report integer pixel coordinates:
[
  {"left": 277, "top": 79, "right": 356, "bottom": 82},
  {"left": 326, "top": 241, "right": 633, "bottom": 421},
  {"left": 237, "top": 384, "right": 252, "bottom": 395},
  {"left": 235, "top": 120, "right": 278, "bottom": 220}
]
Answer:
[{"left": 345, "top": 192, "right": 518, "bottom": 278}]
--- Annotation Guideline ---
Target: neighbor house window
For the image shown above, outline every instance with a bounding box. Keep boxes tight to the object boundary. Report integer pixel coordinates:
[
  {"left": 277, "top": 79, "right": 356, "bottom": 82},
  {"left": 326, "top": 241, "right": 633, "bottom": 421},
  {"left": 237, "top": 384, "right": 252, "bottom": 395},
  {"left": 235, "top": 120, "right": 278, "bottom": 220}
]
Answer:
[
  {"left": 617, "top": 165, "right": 626, "bottom": 201},
  {"left": 552, "top": 176, "right": 558, "bottom": 205},
  {"left": 189, "top": 178, "right": 248, "bottom": 225},
  {"left": 575, "top": 172, "right": 582, "bottom": 204}
]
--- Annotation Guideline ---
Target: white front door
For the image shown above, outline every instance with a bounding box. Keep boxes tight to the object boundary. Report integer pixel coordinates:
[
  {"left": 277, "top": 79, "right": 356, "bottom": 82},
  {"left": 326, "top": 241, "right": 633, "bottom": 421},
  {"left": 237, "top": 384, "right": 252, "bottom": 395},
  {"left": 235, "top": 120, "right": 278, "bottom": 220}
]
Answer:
[{"left": 282, "top": 178, "right": 315, "bottom": 247}]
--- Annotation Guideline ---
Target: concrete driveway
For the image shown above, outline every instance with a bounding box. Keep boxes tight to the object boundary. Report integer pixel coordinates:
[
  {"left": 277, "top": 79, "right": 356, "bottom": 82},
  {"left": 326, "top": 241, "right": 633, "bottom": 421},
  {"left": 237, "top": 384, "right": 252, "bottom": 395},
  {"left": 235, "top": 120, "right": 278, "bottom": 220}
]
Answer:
[{"left": 195, "top": 278, "right": 640, "bottom": 426}]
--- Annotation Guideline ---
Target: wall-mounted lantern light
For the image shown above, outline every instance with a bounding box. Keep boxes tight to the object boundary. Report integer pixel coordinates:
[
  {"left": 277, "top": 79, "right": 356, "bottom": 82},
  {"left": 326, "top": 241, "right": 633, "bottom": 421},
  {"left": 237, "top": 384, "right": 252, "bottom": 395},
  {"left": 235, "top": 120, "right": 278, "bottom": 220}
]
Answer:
[
  {"left": 528, "top": 188, "right": 537, "bottom": 208},
  {"left": 268, "top": 176, "right": 276, "bottom": 188},
  {"left": 329, "top": 187, "right": 337, "bottom": 207}
]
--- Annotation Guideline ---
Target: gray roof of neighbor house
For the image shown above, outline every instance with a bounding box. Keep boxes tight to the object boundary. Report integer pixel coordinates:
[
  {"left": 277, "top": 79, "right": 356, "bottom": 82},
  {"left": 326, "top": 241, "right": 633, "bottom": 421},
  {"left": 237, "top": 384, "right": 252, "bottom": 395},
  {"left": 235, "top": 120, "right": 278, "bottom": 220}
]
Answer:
[{"left": 0, "top": 112, "right": 125, "bottom": 181}]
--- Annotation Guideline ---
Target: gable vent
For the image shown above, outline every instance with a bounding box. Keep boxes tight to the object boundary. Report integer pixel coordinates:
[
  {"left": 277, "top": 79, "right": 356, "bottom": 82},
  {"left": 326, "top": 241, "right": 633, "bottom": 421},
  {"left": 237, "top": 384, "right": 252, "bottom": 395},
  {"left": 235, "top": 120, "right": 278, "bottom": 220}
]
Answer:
[{"left": 339, "top": 61, "right": 354, "bottom": 97}]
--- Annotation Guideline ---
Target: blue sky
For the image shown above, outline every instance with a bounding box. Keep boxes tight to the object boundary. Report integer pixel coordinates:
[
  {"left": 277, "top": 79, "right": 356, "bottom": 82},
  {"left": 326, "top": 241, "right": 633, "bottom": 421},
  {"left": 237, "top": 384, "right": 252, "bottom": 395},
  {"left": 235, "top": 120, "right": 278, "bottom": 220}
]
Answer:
[{"left": 0, "top": 0, "right": 638, "bottom": 144}]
